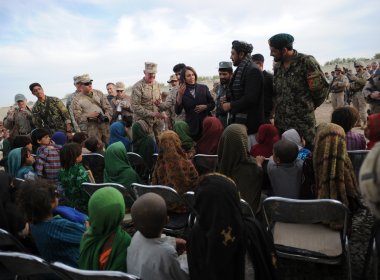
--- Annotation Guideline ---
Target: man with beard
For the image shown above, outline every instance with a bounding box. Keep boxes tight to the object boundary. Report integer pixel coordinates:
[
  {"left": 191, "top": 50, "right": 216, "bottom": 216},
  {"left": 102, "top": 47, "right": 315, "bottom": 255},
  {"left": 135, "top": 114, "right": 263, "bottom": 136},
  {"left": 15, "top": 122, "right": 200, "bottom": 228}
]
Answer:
[
  {"left": 222, "top": 40, "right": 264, "bottom": 147},
  {"left": 215, "top": 61, "right": 233, "bottom": 127},
  {"left": 268, "top": 33, "right": 328, "bottom": 148}
]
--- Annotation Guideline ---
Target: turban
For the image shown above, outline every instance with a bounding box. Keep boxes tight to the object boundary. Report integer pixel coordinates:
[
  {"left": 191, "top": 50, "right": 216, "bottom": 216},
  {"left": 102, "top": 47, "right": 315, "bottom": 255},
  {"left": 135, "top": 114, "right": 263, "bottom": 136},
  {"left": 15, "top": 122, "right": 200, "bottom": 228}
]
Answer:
[
  {"left": 231, "top": 40, "right": 253, "bottom": 54},
  {"left": 268, "top": 33, "right": 294, "bottom": 49}
]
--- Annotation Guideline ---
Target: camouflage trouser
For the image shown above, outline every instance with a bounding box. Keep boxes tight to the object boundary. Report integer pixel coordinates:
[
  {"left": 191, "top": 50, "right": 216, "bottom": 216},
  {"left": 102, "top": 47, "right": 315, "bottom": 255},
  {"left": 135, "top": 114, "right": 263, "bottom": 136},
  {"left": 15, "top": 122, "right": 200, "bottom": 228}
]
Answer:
[
  {"left": 370, "top": 103, "right": 380, "bottom": 114},
  {"left": 331, "top": 92, "right": 345, "bottom": 110},
  {"left": 86, "top": 122, "right": 110, "bottom": 146},
  {"left": 352, "top": 92, "right": 367, "bottom": 126}
]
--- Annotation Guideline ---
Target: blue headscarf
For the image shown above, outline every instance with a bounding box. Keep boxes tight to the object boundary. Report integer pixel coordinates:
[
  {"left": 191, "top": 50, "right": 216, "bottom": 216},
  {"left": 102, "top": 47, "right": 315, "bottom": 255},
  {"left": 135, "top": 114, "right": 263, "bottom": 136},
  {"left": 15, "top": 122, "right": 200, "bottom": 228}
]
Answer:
[
  {"left": 51, "top": 131, "right": 67, "bottom": 147},
  {"left": 109, "top": 121, "right": 130, "bottom": 152},
  {"left": 7, "top": 148, "right": 22, "bottom": 178}
]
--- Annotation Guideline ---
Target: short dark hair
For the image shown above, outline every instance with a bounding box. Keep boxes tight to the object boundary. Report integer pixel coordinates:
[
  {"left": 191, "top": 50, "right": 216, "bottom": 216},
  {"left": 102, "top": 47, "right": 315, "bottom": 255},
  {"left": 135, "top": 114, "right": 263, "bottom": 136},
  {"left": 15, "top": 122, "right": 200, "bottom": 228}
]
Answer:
[
  {"left": 106, "top": 82, "right": 115, "bottom": 87},
  {"left": 11, "top": 135, "right": 32, "bottom": 149},
  {"left": 331, "top": 106, "right": 358, "bottom": 133},
  {"left": 84, "top": 136, "right": 99, "bottom": 153},
  {"left": 131, "top": 193, "right": 167, "bottom": 238},
  {"left": 273, "top": 139, "right": 299, "bottom": 164},
  {"left": 60, "top": 143, "right": 82, "bottom": 170},
  {"left": 251, "top": 53, "right": 264, "bottom": 63},
  {"left": 31, "top": 128, "right": 50, "bottom": 147},
  {"left": 29, "top": 82, "right": 42, "bottom": 92},
  {"left": 173, "top": 63, "right": 186, "bottom": 73},
  {"left": 16, "top": 179, "right": 57, "bottom": 223},
  {"left": 180, "top": 66, "right": 198, "bottom": 84},
  {"left": 72, "top": 132, "right": 88, "bottom": 145}
]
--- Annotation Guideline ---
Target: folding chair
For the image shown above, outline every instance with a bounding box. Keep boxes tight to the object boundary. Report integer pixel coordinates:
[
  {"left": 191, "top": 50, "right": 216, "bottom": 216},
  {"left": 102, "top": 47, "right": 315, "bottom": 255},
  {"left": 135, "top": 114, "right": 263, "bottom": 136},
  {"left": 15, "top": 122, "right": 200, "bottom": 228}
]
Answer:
[
  {"left": 240, "top": 199, "right": 255, "bottom": 218},
  {"left": 131, "top": 183, "right": 189, "bottom": 236},
  {"left": 263, "top": 196, "right": 351, "bottom": 280},
  {"left": 82, "top": 153, "right": 105, "bottom": 183},
  {"left": 192, "top": 154, "right": 218, "bottom": 175},
  {"left": 347, "top": 150, "right": 369, "bottom": 181},
  {"left": 0, "top": 251, "right": 59, "bottom": 279},
  {"left": 51, "top": 261, "right": 140, "bottom": 280},
  {"left": 82, "top": 182, "right": 136, "bottom": 224},
  {"left": 0, "top": 228, "right": 26, "bottom": 252},
  {"left": 127, "top": 152, "right": 150, "bottom": 183}
]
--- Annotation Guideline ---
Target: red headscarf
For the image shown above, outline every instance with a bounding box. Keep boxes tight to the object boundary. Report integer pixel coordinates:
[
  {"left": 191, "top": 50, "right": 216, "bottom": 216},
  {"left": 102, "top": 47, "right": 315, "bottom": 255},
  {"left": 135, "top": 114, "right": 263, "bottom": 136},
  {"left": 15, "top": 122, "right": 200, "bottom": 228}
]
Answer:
[
  {"left": 250, "top": 124, "right": 279, "bottom": 157},
  {"left": 196, "top": 117, "right": 224, "bottom": 155},
  {"left": 367, "top": 113, "right": 380, "bottom": 150}
]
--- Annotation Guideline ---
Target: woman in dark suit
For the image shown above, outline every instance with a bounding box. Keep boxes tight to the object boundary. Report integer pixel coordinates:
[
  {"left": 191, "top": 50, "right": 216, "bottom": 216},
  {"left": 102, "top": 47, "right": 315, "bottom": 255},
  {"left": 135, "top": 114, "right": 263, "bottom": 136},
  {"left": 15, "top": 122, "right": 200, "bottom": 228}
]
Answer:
[{"left": 175, "top": 66, "right": 215, "bottom": 140}]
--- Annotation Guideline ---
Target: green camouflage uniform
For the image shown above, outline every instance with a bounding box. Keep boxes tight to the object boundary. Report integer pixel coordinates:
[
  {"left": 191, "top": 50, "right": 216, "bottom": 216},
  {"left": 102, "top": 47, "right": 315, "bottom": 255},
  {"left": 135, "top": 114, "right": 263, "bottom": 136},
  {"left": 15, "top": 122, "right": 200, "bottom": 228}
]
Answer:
[
  {"left": 131, "top": 78, "right": 163, "bottom": 138},
  {"left": 349, "top": 70, "right": 371, "bottom": 126},
  {"left": 363, "top": 75, "right": 380, "bottom": 114},
  {"left": 32, "top": 96, "right": 71, "bottom": 132},
  {"left": 273, "top": 50, "right": 329, "bottom": 148}
]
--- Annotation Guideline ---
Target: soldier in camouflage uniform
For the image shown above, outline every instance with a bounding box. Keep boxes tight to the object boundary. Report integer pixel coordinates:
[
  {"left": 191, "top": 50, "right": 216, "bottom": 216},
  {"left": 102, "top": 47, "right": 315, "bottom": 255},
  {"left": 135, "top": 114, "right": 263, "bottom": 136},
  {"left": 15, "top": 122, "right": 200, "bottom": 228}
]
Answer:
[
  {"left": 131, "top": 62, "right": 165, "bottom": 140},
  {"left": 30, "top": 83, "right": 72, "bottom": 133},
  {"left": 330, "top": 66, "right": 349, "bottom": 110},
  {"left": 215, "top": 61, "right": 233, "bottom": 127},
  {"left": 347, "top": 61, "right": 371, "bottom": 128},
  {"left": 363, "top": 69, "right": 380, "bottom": 114},
  {"left": 268, "top": 33, "right": 329, "bottom": 148},
  {"left": 66, "top": 75, "right": 81, "bottom": 133},
  {"left": 72, "top": 74, "right": 113, "bottom": 145},
  {"left": 4, "top": 94, "right": 34, "bottom": 138},
  {"left": 111, "top": 81, "right": 133, "bottom": 123}
]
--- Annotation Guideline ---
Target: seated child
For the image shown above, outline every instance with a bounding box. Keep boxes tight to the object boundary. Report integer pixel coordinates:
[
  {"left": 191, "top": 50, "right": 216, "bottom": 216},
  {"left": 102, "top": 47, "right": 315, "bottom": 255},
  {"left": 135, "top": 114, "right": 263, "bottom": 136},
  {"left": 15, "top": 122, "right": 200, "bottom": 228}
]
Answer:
[
  {"left": 82, "top": 136, "right": 105, "bottom": 183},
  {"left": 79, "top": 187, "right": 131, "bottom": 271},
  {"left": 250, "top": 124, "right": 279, "bottom": 158},
  {"left": 11, "top": 135, "right": 33, "bottom": 152},
  {"left": 84, "top": 136, "right": 104, "bottom": 155},
  {"left": 281, "top": 128, "right": 311, "bottom": 160},
  {"left": 256, "top": 139, "right": 303, "bottom": 199},
  {"left": 51, "top": 131, "right": 67, "bottom": 147},
  {"left": 331, "top": 106, "right": 366, "bottom": 150},
  {"left": 72, "top": 132, "right": 89, "bottom": 154},
  {"left": 127, "top": 193, "right": 188, "bottom": 280},
  {"left": 365, "top": 112, "right": 380, "bottom": 150},
  {"left": 58, "top": 143, "right": 90, "bottom": 213},
  {"left": 32, "top": 128, "right": 61, "bottom": 184},
  {"left": 7, "top": 147, "right": 37, "bottom": 180},
  {"left": 16, "top": 179, "right": 85, "bottom": 267}
]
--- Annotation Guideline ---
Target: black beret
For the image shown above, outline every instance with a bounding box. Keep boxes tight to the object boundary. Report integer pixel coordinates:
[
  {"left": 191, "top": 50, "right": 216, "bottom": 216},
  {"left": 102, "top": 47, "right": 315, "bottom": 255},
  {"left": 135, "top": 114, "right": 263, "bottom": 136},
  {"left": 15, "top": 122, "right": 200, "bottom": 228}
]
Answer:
[
  {"left": 268, "top": 33, "right": 294, "bottom": 49},
  {"left": 231, "top": 40, "right": 253, "bottom": 54},
  {"left": 29, "top": 82, "right": 42, "bottom": 92}
]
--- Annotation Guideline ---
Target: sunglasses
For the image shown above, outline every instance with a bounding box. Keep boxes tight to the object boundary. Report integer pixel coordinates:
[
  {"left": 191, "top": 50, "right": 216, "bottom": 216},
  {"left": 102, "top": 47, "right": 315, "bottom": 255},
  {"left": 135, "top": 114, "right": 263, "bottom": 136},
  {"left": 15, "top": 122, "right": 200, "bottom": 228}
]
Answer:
[
  {"left": 82, "top": 82, "right": 92, "bottom": 86},
  {"left": 116, "top": 90, "right": 124, "bottom": 92}
]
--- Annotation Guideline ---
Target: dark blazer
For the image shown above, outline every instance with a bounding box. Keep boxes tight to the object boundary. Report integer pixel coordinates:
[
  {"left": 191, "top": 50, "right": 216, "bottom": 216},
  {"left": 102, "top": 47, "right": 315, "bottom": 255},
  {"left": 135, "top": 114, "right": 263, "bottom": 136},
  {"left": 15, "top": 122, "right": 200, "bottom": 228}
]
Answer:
[
  {"left": 230, "top": 63, "right": 264, "bottom": 135},
  {"left": 175, "top": 83, "right": 215, "bottom": 139}
]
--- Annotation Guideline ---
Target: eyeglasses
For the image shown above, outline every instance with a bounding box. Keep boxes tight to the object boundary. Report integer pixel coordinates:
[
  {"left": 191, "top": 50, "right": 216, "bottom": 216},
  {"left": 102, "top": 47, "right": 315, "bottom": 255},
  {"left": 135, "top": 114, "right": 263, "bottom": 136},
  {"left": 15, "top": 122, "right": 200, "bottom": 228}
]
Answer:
[{"left": 82, "top": 82, "right": 92, "bottom": 86}]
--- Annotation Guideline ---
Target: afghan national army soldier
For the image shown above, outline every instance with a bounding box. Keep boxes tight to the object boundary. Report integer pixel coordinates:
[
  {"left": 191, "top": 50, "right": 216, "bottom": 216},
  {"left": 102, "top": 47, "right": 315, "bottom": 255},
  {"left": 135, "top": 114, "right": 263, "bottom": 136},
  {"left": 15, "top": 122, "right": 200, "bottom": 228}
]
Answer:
[
  {"left": 30, "top": 82, "right": 72, "bottom": 133},
  {"left": 347, "top": 61, "right": 371, "bottom": 128},
  {"left": 330, "top": 66, "right": 349, "bottom": 110},
  {"left": 363, "top": 69, "right": 380, "bottom": 114},
  {"left": 72, "top": 74, "right": 113, "bottom": 145},
  {"left": 131, "top": 62, "right": 166, "bottom": 141},
  {"left": 268, "top": 33, "right": 329, "bottom": 148}
]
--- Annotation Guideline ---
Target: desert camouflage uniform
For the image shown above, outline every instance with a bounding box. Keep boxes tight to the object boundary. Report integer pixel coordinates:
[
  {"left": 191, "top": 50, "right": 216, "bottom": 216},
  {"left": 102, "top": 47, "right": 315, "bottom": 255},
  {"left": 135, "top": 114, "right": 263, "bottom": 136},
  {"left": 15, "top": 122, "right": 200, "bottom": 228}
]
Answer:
[
  {"left": 349, "top": 70, "right": 371, "bottom": 126},
  {"left": 158, "top": 86, "right": 185, "bottom": 129},
  {"left": 110, "top": 94, "right": 133, "bottom": 122},
  {"left": 330, "top": 74, "right": 349, "bottom": 109},
  {"left": 72, "top": 89, "right": 112, "bottom": 145},
  {"left": 363, "top": 75, "right": 380, "bottom": 114},
  {"left": 66, "top": 91, "right": 81, "bottom": 132},
  {"left": 273, "top": 50, "right": 329, "bottom": 148},
  {"left": 3, "top": 106, "right": 34, "bottom": 137},
  {"left": 131, "top": 79, "right": 163, "bottom": 138},
  {"left": 32, "top": 96, "right": 71, "bottom": 132}
]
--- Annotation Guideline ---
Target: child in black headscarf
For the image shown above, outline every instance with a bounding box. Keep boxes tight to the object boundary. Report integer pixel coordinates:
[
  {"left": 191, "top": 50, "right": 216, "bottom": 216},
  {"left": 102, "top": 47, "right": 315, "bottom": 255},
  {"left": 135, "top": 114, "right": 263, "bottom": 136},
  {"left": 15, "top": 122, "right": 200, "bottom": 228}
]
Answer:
[{"left": 187, "top": 173, "right": 280, "bottom": 280}]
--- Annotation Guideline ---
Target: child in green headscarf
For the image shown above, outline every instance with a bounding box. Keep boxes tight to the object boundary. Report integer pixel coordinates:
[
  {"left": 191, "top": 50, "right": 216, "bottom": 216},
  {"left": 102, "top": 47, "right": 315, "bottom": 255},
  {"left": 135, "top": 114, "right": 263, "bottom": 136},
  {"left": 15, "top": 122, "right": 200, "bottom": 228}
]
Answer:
[{"left": 79, "top": 187, "right": 131, "bottom": 271}]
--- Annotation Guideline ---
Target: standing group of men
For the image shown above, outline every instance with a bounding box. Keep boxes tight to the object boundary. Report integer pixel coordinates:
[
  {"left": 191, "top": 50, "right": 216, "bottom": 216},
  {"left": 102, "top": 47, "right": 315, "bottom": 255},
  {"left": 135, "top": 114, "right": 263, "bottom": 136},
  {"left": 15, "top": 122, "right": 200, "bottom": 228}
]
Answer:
[
  {"left": 5, "top": 32, "right": 332, "bottom": 150},
  {"left": 328, "top": 60, "right": 379, "bottom": 128}
]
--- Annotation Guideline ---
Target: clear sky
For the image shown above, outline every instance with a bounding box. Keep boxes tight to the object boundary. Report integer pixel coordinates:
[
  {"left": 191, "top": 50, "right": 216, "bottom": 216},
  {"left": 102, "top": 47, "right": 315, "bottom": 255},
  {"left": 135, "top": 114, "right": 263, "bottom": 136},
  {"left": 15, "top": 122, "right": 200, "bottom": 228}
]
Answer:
[{"left": 0, "top": 0, "right": 378, "bottom": 107}]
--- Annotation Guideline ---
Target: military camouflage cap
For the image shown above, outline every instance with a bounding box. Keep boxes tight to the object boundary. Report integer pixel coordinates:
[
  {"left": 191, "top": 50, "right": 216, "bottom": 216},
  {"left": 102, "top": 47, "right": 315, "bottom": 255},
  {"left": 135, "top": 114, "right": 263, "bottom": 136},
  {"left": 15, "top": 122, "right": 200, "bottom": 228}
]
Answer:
[
  {"left": 77, "top": 74, "right": 93, "bottom": 84},
  {"left": 218, "top": 61, "right": 233, "bottom": 69},
  {"left": 145, "top": 62, "right": 157, "bottom": 74},
  {"left": 268, "top": 33, "right": 294, "bottom": 49},
  {"left": 335, "top": 65, "right": 342, "bottom": 72},
  {"left": 73, "top": 75, "right": 81, "bottom": 85},
  {"left": 15, "top": 93, "right": 26, "bottom": 102},
  {"left": 359, "top": 142, "right": 380, "bottom": 218},
  {"left": 354, "top": 61, "right": 366, "bottom": 68},
  {"left": 167, "top": 74, "right": 178, "bottom": 83},
  {"left": 115, "top": 81, "right": 126, "bottom": 91}
]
